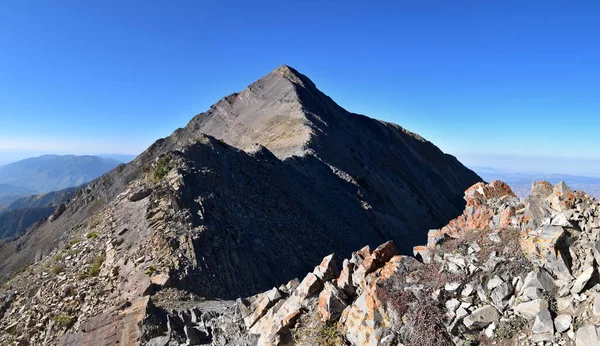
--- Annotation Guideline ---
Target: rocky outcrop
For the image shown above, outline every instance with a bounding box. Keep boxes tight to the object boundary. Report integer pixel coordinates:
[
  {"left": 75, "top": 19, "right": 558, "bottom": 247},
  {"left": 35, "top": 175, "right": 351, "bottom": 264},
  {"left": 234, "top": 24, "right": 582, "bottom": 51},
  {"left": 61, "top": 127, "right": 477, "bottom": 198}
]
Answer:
[{"left": 211, "top": 180, "right": 600, "bottom": 345}]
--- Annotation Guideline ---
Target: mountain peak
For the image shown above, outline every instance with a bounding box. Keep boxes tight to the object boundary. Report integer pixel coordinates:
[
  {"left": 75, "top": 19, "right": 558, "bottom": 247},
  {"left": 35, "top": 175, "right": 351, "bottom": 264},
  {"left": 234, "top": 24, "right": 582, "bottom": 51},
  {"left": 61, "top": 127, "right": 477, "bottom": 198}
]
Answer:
[{"left": 264, "top": 64, "right": 315, "bottom": 90}]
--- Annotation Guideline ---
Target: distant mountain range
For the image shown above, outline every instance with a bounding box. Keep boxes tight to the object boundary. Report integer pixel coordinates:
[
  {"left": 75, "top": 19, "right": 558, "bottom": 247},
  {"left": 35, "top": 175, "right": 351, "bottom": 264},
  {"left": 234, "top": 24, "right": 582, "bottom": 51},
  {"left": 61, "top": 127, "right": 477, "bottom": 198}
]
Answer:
[
  {"left": 0, "top": 155, "right": 122, "bottom": 206},
  {"left": 0, "top": 155, "right": 126, "bottom": 240},
  {"left": 472, "top": 166, "right": 600, "bottom": 197},
  {"left": 0, "top": 183, "right": 38, "bottom": 206}
]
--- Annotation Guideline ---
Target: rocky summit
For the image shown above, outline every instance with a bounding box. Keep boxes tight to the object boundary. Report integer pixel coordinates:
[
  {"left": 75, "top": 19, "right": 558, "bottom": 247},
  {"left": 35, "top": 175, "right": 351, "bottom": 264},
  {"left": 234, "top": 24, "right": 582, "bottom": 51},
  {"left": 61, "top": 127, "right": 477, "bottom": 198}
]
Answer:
[{"left": 0, "top": 66, "right": 486, "bottom": 346}]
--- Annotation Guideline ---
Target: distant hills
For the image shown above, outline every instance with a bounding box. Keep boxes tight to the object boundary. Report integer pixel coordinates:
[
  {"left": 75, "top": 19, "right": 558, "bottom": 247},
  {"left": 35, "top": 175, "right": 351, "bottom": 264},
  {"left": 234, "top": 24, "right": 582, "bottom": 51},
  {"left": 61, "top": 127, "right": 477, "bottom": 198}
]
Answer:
[
  {"left": 0, "top": 155, "right": 125, "bottom": 240},
  {"left": 473, "top": 166, "right": 600, "bottom": 197},
  {"left": 0, "top": 183, "right": 38, "bottom": 206},
  {"left": 0, "top": 155, "right": 122, "bottom": 206},
  {"left": 0, "top": 155, "right": 121, "bottom": 192}
]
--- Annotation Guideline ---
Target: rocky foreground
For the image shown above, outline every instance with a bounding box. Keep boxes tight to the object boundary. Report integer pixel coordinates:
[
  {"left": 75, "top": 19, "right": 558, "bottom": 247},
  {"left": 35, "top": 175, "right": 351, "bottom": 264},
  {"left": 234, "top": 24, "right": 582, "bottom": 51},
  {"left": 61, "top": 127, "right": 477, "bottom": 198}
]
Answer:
[
  {"left": 3, "top": 179, "right": 600, "bottom": 345},
  {"left": 232, "top": 180, "right": 600, "bottom": 346}
]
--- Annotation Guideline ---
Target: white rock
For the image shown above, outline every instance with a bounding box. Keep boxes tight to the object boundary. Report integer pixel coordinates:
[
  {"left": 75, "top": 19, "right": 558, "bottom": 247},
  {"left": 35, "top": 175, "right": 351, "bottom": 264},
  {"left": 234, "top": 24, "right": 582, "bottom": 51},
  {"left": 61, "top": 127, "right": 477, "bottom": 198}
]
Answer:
[
  {"left": 445, "top": 299, "right": 461, "bottom": 312},
  {"left": 461, "top": 284, "right": 475, "bottom": 297},
  {"left": 575, "top": 324, "right": 600, "bottom": 346},
  {"left": 551, "top": 213, "right": 571, "bottom": 227},
  {"left": 445, "top": 282, "right": 461, "bottom": 292},
  {"left": 484, "top": 322, "right": 496, "bottom": 338},
  {"left": 554, "top": 314, "right": 572, "bottom": 333},
  {"left": 593, "top": 293, "right": 600, "bottom": 316}
]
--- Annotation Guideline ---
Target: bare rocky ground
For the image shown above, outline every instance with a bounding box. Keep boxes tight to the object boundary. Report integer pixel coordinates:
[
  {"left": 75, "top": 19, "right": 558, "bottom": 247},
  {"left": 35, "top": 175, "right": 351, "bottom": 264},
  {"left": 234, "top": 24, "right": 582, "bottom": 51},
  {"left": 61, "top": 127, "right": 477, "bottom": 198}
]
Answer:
[{"left": 3, "top": 178, "right": 600, "bottom": 345}]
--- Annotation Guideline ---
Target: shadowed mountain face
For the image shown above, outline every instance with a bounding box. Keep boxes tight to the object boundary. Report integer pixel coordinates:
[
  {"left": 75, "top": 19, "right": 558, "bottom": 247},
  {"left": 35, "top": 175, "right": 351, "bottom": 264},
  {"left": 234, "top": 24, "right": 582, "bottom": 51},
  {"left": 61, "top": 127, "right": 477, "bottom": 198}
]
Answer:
[
  {"left": 0, "top": 66, "right": 481, "bottom": 299},
  {"left": 182, "top": 66, "right": 482, "bottom": 252}
]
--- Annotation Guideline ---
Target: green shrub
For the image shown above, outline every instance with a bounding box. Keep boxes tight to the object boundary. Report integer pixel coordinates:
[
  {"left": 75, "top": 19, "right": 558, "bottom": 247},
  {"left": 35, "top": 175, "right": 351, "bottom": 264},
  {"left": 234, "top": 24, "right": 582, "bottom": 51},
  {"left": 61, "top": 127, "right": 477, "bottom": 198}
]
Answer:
[
  {"left": 88, "top": 263, "right": 101, "bottom": 277},
  {"left": 145, "top": 265, "right": 157, "bottom": 277},
  {"left": 356, "top": 189, "right": 364, "bottom": 200},
  {"left": 70, "top": 239, "right": 81, "bottom": 245},
  {"left": 86, "top": 231, "right": 100, "bottom": 239},
  {"left": 88, "top": 253, "right": 105, "bottom": 277},
  {"left": 153, "top": 157, "right": 173, "bottom": 181},
  {"left": 54, "top": 314, "right": 75, "bottom": 329},
  {"left": 316, "top": 324, "right": 342, "bottom": 346},
  {"left": 51, "top": 264, "right": 64, "bottom": 275}
]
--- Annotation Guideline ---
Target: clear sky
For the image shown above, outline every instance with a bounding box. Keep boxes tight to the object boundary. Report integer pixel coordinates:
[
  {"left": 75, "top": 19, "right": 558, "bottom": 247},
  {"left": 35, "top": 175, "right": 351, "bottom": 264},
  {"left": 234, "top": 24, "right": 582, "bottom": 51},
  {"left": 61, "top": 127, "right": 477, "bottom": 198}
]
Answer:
[{"left": 0, "top": 1, "right": 599, "bottom": 173}]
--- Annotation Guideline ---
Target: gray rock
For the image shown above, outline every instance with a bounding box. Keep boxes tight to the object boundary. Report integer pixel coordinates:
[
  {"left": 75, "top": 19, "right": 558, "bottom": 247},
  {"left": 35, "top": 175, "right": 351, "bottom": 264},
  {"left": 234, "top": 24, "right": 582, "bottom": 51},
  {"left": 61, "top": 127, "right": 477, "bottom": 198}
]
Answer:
[
  {"left": 522, "top": 268, "right": 555, "bottom": 293},
  {"left": 571, "top": 267, "right": 595, "bottom": 294},
  {"left": 487, "top": 275, "right": 504, "bottom": 290},
  {"left": 463, "top": 305, "right": 500, "bottom": 330},
  {"left": 532, "top": 309, "right": 554, "bottom": 335},
  {"left": 521, "top": 287, "right": 543, "bottom": 301},
  {"left": 491, "top": 282, "right": 514, "bottom": 307},
  {"left": 128, "top": 187, "right": 152, "bottom": 202},
  {"left": 557, "top": 296, "right": 576, "bottom": 315},
  {"left": 514, "top": 299, "right": 549, "bottom": 319}
]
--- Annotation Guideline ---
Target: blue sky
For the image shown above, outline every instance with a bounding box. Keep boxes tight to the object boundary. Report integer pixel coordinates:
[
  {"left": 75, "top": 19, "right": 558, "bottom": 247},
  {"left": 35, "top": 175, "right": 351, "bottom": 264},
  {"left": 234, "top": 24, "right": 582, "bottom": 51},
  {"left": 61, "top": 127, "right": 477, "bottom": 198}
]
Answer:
[{"left": 0, "top": 1, "right": 599, "bottom": 173}]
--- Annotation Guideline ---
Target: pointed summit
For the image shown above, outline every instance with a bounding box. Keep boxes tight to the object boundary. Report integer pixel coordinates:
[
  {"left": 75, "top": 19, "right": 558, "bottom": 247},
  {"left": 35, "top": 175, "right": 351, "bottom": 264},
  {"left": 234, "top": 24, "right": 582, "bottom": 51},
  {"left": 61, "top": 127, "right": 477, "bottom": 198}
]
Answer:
[{"left": 268, "top": 64, "right": 312, "bottom": 88}]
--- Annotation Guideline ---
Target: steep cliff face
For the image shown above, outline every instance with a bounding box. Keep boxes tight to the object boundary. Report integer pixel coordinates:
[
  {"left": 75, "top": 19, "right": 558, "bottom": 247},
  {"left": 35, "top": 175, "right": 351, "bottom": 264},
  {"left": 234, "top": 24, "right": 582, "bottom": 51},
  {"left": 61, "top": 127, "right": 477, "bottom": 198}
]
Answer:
[{"left": 0, "top": 66, "right": 482, "bottom": 345}]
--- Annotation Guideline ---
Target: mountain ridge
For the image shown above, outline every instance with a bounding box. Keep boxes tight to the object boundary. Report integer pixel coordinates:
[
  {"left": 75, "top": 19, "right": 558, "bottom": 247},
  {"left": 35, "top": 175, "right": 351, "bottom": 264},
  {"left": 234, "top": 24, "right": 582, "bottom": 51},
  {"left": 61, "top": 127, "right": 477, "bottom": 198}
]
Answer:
[{"left": 0, "top": 66, "right": 482, "bottom": 345}]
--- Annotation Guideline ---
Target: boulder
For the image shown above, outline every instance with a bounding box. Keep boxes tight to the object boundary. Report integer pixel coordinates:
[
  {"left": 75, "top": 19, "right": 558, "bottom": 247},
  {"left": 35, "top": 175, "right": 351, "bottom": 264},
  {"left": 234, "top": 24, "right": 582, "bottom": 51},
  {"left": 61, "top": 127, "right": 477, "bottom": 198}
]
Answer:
[
  {"left": 340, "top": 255, "right": 413, "bottom": 346},
  {"left": 317, "top": 282, "right": 348, "bottom": 322},
  {"left": 150, "top": 273, "right": 171, "bottom": 287},
  {"left": 576, "top": 324, "right": 600, "bottom": 346},
  {"left": 521, "top": 268, "right": 555, "bottom": 293},
  {"left": 531, "top": 309, "right": 554, "bottom": 339},
  {"left": 313, "top": 254, "right": 339, "bottom": 282},
  {"left": 336, "top": 259, "right": 356, "bottom": 297},
  {"left": 554, "top": 314, "right": 572, "bottom": 333},
  {"left": 547, "top": 181, "right": 576, "bottom": 212},
  {"left": 463, "top": 305, "right": 500, "bottom": 330},
  {"left": 243, "top": 287, "right": 283, "bottom": 328},
  {"left": 513, "top": 299, "right": 548, "bottom": 319},
  {"left": 490, "top": 282, "right": 513, "bottom": 308},
  {"left": 128, "top": 187, "right": 152, "bottom": 202},
  {"left": 571, "top": 267, "right": 595, "bottom": 294},
  {"left": 351, "top": 241, "right": 398, "bottom": 288}
]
